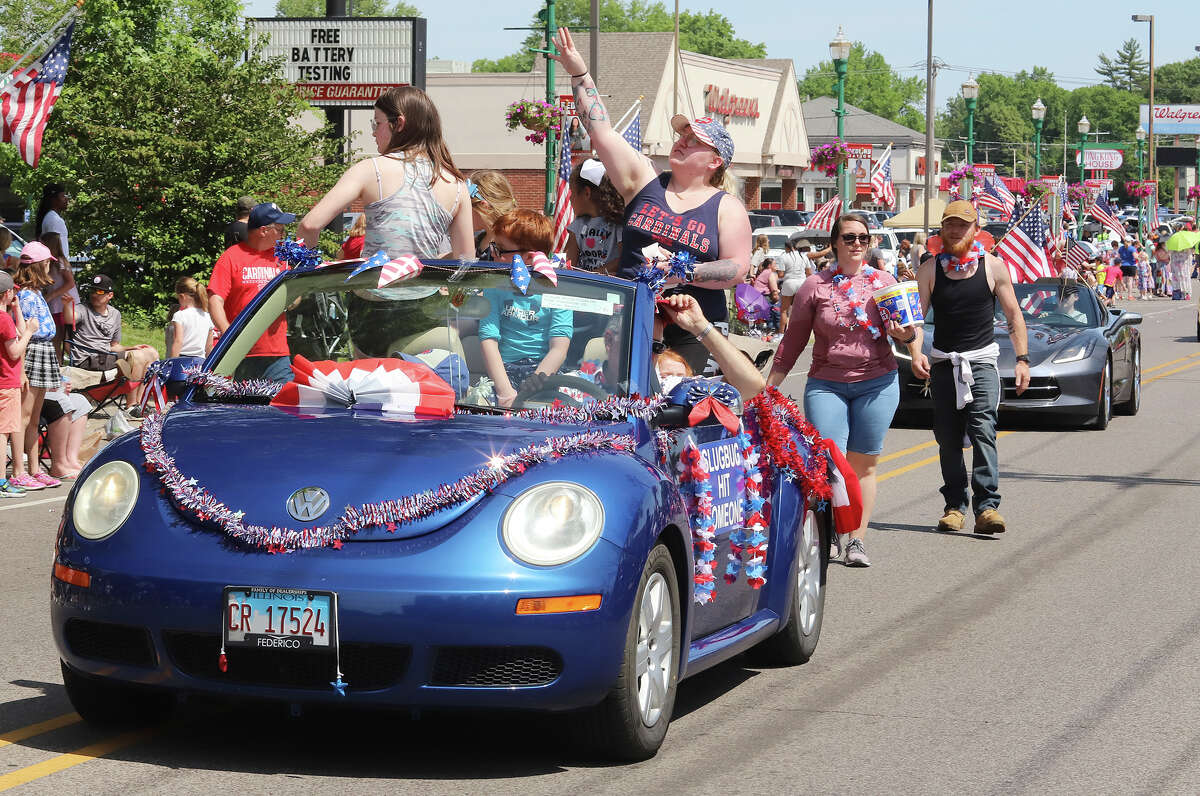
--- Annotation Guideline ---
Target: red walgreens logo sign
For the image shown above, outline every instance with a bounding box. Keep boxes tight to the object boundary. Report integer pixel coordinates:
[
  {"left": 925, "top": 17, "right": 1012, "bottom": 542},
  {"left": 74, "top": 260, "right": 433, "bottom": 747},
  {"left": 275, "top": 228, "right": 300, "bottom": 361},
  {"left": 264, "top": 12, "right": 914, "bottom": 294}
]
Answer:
[{"left": 703, "top": 85, "right": 760, "bottom": 119}]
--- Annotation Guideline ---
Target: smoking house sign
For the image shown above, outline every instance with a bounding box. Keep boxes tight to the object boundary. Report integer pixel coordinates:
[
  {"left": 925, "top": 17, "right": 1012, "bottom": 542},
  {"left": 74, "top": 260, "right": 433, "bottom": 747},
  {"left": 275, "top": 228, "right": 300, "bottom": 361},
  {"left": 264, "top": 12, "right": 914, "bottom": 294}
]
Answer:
[{"left": 250, "top": 18, "right": 427, "bottom": 106}]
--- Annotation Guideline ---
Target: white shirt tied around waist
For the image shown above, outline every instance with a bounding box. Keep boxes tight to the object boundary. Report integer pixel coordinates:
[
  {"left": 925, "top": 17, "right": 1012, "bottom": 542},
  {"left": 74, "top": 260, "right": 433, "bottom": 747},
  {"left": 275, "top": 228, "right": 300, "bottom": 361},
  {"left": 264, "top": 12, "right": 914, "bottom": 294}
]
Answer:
[{"left": 930, "top": 341, "right": 1000, "bottom": 409}]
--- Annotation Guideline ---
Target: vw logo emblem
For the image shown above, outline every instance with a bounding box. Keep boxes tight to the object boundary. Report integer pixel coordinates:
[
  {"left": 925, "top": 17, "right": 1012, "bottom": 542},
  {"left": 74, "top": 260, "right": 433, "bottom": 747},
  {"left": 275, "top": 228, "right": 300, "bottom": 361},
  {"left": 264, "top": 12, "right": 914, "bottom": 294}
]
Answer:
[{"left": 286, "top": 487, "right": 330, "bottom": 521}]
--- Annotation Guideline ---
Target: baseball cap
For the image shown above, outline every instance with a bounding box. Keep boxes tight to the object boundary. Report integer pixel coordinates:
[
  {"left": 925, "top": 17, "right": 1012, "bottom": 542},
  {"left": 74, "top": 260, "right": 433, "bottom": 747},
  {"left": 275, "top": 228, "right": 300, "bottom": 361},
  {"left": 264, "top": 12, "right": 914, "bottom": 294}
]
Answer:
[
  {"left": 941, "top": 200, "right": 978, "bottom": 224},
  {"left": 236, "top": 195, "right": 256, "bottom": 214},
  {"left": 19, "top": 241, "right": 53, "bottom": 262},
  {"left": 0, "top": 271, "right": 13, "bottom": 293},
  {"left": 670, "top": 115, "right": 734, "bottom": 168},
  {"left": 247, "top": 202, "right": 296, "bottom": 230},
  {"left": 89, "top": 274, "right": 115, "bottom": 293}
]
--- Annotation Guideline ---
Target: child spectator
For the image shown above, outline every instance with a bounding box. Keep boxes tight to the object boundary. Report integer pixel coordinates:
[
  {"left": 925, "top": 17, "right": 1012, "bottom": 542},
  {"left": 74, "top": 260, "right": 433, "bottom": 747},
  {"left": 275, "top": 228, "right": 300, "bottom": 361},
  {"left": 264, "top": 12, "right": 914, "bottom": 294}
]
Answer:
[
  {"left": 478, "top": 210, "right": 573, "bottom": 408},
  {"left": 13, "top": 242, "right": 62, "bottom": 489},
  {"left": 565, "top": 159, "right": 624, "bottom": 274},
  {"left": 1, "top": 270, "right": 37, "bottom": 497},
  {"left": 1102, "top": 259, "right": 1123, "bottom": 305},
  {"left": 340, "top": 213, "right": 366, "bottom": 260},
  {"left": 40, "top": 231, "right": 79, "bottom": 360},
  {"left": 467, "top": 170, "right": 519, "bottom": 259},
  {"left": 168, "top": 276, "right": 214, "bottom": 360}
]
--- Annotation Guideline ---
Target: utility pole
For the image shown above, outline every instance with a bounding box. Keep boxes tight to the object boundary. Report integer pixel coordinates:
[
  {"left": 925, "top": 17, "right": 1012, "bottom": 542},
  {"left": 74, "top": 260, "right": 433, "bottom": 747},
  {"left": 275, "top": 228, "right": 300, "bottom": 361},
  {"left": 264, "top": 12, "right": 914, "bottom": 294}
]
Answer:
[
  {"left": 923, "top": 0, "right": 935, "bottom": 234},
  {"left": 325, "top": 0, "right": 347, "bottom": 234}
]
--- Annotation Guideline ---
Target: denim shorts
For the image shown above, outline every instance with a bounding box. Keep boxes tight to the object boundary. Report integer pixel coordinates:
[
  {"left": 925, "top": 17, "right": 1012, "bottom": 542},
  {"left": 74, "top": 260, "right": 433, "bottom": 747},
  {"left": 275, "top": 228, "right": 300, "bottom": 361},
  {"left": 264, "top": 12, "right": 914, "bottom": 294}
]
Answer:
[{"left": 803, "top": 370, "right": 900, "bottom": 456}]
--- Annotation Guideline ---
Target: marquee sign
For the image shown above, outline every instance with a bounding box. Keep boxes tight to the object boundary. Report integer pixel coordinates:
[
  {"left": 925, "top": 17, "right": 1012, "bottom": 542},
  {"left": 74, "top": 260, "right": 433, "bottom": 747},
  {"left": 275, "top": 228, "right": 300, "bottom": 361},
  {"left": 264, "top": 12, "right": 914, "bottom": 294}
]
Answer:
[
  {"left": 1075, "top": 149, "right": 1124, "bottom": 170},
  {"left": 249, "top": 17, "right": 427, "bottom": 107}
]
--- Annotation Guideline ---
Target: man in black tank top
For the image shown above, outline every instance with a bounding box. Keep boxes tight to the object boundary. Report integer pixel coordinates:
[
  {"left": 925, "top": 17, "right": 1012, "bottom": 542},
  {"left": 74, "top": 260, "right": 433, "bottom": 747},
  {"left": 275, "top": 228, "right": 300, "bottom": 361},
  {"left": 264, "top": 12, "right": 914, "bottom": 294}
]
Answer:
[{"left": 914, "top": 201, "right": 1030, "bottom": 536}]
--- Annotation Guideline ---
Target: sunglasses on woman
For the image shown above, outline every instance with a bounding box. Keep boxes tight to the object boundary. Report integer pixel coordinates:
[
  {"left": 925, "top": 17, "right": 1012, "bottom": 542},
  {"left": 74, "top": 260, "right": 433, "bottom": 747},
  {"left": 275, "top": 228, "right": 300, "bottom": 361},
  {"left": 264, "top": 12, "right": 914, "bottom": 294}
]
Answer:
[{"left": 840, "top": 233, "right": 871, "bottom": 245}]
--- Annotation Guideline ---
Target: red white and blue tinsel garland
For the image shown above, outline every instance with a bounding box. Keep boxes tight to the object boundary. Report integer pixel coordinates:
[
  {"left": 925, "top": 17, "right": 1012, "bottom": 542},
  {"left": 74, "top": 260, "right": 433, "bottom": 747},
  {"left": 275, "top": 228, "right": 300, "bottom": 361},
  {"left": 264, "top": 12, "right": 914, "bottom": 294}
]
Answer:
[
  {"left": 744, "top": 387, "right": 833, "bottom": 502},
  {"left": 676, "top": 437, "right": 718, "bottom": 604},
  {"left": 728, "top": 428, "right": 769, "bottom": 589},
  {"left": 186, "top": 368, "right": 285, "bottom": 401},
  {"left": 139, "top": 411, "right": 635, "bottom": 552}
]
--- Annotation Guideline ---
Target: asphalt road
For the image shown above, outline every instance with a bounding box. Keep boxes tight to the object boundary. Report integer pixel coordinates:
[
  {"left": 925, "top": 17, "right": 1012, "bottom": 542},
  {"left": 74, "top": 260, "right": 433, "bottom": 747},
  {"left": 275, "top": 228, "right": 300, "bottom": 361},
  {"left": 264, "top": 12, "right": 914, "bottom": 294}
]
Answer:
[{"left": 3, "top": 296, "right": 1200, "bottom": 794}]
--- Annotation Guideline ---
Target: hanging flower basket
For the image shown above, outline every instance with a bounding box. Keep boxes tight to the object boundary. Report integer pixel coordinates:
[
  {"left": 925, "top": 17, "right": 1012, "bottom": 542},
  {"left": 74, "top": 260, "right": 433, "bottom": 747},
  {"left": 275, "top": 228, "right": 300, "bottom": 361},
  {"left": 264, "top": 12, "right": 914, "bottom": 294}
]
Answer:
[
  {"left": 1187, "top": 186, "right": 1200, "bottom": 201},
  {"left": 1126, "top": 181, "right": 1156, "bottom": 199},
  {"left": 1019, "top": 182, "right": 1050, "bottom": 201},
  {"left": 1066, "top": 182, "right": 1090, "bottom": 203},
  {"left": 504, "top": 99, "right": 567, "bottom": 145},
  {"left": 809, "top": 141, "right": 851, "bottom": 178}
]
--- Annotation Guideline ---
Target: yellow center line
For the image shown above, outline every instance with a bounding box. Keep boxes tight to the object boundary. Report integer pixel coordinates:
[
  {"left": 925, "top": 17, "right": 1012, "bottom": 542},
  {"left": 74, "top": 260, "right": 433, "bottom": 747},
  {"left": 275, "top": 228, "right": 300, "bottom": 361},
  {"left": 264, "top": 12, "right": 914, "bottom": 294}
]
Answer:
[
  {"left": 1144, "top": 357, "right": 1200, "bottom": 384},
  {"left": 0, "top": 713, "right": 81, "bottom": 749},
  {"left": 0, "top": 729, "right": 154, "bottom": 792},
  {"left": 1142, "top": 350, "right": 1200, "bottom": 375},
  {"left": 878, "top": 431, "right": 1014, "bottom": 483},
  {"left": 877, "top": 439, "right": 938, "bottom": 464}
]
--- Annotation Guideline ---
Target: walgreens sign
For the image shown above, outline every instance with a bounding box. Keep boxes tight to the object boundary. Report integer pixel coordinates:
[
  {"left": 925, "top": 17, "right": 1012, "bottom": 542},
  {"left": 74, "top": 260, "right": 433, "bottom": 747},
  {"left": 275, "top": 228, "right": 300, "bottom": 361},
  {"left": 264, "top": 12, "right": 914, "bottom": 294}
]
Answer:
[
  {"left": 1139, "top": 104, "right": 1200, "bottom": 135},
  {"left": 703, "top": 85, "right": 760, "bottom": 119}
]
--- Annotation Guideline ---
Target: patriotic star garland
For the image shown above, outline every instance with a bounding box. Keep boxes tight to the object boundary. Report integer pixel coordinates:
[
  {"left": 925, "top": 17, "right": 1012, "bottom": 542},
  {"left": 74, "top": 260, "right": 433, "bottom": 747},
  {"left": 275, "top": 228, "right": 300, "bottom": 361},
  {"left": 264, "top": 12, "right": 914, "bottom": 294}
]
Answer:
[
  {"left": 139, "top": 411, "right": 635, "bottom": 552},
  {"left": 831, "top": 264, "right": 885, "bottom": 339},
  {"left": 676, "top": 437, "right": 719, "bottom": 604},
  {"left": 744, "top": 387, "right": 833, "bottom": 502}
]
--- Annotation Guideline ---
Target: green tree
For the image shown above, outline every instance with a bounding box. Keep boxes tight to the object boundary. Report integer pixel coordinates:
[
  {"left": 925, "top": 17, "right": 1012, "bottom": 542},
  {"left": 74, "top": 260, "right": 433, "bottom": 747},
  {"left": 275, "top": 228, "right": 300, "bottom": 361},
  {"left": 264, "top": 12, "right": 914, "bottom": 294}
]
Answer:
[
  {"left": 472, "top": 1, "right": 764, "bottom": 72},
  {"left": 1, "top": 0, "right": 342, "bottom": 317},
  {"left": 1095, "top": 38, "right": 1148, "bottom": 94},
  {"left": 1154, "top": 57, "right": 1200, "bottom": 103},
  {"left": 796, "top": 42, "right": 926, "bottom": 133},
  {"left": 273, "top": 0, "right": 420, "bottom": 15}
]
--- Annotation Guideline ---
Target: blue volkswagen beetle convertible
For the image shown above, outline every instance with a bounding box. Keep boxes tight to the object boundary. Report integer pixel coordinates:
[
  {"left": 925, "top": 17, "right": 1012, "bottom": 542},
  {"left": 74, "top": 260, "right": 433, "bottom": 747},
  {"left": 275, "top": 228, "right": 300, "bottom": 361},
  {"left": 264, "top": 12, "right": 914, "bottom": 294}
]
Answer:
[{"left": 52, "top": 256, "right": 840, "bottom": 760}]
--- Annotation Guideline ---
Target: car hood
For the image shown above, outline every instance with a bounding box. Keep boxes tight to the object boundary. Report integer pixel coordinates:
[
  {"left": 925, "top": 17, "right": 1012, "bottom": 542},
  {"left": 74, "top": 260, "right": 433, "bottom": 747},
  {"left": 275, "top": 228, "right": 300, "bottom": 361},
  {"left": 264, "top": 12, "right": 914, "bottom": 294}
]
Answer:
[
  {"left": 159, "top": 403, "right": 643, "bottom": 541},
  {"left": 995, "top": 322, "right": 1090, "bottom": 355}
]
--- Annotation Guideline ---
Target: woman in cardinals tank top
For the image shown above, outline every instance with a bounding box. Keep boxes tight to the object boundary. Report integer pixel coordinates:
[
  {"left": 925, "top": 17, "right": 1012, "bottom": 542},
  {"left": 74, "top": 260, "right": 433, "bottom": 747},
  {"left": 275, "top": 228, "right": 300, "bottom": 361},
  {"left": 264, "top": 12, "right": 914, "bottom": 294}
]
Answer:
[{"left": 549, "top": 27, "right": 752, "bottom": 376}]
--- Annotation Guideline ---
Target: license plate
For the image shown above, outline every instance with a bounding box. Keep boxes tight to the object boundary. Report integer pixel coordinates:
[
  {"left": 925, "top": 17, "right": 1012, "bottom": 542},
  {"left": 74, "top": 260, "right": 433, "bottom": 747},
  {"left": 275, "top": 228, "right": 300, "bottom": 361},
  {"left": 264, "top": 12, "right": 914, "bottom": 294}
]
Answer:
[{"left": 223, "top": 586, "right": 337, "bottom": 650}]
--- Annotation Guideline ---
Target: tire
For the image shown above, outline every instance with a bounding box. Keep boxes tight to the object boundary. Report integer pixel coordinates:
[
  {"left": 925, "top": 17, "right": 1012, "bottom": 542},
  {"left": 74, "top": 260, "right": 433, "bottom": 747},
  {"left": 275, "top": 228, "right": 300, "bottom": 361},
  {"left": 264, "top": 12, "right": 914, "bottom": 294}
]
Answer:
[
  {"left": 1195, "top": 315, "right": 1199, "bottom": 342},
  {"left": 1116, "top": 345, "right": 1141, "bottom": 415},
  {"left": 752, "top": 505, "right": 829, "bottom": 665},
  {"left": 573, "top": 543, "right": 680, "bottom": 761},
  {"left": 1091, "top": 359, "right": 1112, "bottom": 430},
  {"left": 61, "top": 660, "right": 173, "bottom": 727}
]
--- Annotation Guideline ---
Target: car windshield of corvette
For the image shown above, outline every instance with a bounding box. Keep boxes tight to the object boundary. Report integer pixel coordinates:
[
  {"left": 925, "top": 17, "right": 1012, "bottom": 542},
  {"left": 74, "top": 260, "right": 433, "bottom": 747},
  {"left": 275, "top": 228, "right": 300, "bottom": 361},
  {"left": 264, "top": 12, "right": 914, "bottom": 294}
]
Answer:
[
  {"left": 998, "top": 285, "right": 1101, "bottom": 328},
  {"left": 204, "top": 264, "right": 637, "bottom": 410}
]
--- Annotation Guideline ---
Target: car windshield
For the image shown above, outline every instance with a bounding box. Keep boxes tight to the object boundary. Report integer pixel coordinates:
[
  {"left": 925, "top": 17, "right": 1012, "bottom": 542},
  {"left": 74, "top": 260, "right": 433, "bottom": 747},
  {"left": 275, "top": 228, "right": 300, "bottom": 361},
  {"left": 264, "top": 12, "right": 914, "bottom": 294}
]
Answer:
[
  {"left": 996, "top": 284, "right": 1101, "bottom": 328},
  {"left": 765, "top": 233, "right": 791, "bottom": 251},
  {"left": 203, "top": 263, "right": 637, "bottom": 410}
]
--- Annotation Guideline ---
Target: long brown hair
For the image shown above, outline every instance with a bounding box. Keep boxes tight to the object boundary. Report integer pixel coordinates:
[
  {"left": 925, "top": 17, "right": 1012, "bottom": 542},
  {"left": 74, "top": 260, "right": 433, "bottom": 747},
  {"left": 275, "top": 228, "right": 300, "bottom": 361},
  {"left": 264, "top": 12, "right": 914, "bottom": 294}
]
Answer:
[
  {"left": 175, "top": 275, "right": 209, "bottom": 314},
  {"left": 15, "top": 257, "right": 53, "bottom": 290},
  {"left": 375, "top": 86, "right": 465, "bottom": 183},
  {"left": 39, "top": 231, "right": 69, "bottom": 278},
  {"left": 469, "top": 169, "right": 518, "bottom": 227},
  {"left": 569, "top": 162, "right": 625, "bottom": 225}
]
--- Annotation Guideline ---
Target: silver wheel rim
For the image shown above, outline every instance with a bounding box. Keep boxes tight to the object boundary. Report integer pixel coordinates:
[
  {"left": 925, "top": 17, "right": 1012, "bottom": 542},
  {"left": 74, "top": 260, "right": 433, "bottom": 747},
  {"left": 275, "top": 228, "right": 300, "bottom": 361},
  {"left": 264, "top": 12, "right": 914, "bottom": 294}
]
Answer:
[
  {"left": 1132, "top": 349, "right": 1140, "bottom": 405},
  {"left": 1102, "top": 363, "right": 1111, "bottom": 419},
  {"left": 636, "top": 572, "right": 673, "bottom": 727},
  {"left": 796, "top": 511, "right": 821, "bottom": 635}
]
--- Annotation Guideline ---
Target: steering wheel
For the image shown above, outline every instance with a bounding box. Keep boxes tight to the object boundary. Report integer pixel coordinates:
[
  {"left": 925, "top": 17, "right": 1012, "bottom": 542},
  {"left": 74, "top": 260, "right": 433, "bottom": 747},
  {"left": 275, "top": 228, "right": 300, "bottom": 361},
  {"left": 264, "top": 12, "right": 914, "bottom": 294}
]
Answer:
[
  {"left": 1037, "top": 311, "right": 1081, "bottom": 325},
  {"left": 512, "top": 374, "right": 607, "bottom": 409}
]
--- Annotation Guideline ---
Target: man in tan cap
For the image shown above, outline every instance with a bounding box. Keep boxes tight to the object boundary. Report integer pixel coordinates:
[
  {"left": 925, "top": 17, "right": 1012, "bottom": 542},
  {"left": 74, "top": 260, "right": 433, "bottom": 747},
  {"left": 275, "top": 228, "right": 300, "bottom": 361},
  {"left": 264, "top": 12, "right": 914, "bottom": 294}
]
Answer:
[{"left": 913, "top": 199, "right": 1029, "bottom": 536}]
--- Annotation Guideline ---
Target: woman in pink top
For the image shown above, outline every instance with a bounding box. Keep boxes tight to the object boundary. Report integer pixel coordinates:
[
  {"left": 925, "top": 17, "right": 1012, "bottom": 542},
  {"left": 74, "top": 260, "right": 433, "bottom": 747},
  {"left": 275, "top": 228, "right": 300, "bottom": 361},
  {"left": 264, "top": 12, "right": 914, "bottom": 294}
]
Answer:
[{"left": 766, "top": 214, "right": 924, "bottom": 567}]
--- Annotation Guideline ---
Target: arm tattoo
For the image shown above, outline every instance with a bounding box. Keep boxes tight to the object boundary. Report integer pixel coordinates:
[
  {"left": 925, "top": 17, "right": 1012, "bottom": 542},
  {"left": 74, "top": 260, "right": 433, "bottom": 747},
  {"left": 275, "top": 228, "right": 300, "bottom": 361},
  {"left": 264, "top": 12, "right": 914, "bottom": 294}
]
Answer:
[
  {"left": 572, "top": 75, "right": 611, "bottom": 134},
  {"left": 690, "top": 259, "right": 741, "bottom": 287}
]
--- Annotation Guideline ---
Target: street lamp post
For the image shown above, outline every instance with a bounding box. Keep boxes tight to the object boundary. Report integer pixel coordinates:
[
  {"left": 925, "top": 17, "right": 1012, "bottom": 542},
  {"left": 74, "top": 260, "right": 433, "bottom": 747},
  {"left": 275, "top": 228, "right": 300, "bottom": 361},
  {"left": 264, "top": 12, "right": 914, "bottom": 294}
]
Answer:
[
  {"left": 961, "top": 77, "right": 979, "bottom": 165},
  {"left": 1031, "top": 98, "right": 1046, "bottom": 179},
  {"left": 1077, "top": 115, "right": 1090, "bottom": 185},
  {"left": 829, "top": 26, "right": 851, "bottom": 213},
  {"left": 1132, "top": 14, "right": 1155, "bottom": 189}
]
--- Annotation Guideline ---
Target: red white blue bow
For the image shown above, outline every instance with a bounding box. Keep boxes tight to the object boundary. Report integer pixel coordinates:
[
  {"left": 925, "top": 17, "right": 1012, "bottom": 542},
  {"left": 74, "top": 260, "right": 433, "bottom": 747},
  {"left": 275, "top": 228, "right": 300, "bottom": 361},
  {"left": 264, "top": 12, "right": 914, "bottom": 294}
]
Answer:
[
  {"left": 682, "top": 380, "right": 741, "bottom": 433},
  {"left": 509, "top": 252, "right": 562, "bottom": 294},
  {"left": 344, "top": 250, "right": 423, "bottom": 287}
]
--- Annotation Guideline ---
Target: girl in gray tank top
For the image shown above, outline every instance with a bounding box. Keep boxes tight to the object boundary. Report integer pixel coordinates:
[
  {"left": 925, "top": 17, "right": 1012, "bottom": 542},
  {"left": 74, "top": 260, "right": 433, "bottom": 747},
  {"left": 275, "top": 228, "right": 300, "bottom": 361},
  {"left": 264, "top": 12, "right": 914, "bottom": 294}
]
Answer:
[{"left": 362, "top": 154, "right": 459, "bottom": 259}]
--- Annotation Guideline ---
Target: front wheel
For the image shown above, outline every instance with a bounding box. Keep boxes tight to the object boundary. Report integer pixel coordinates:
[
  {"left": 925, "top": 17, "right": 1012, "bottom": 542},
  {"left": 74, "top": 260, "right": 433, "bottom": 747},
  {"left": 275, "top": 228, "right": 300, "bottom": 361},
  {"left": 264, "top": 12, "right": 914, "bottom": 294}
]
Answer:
[
  {"left": 573, "top": 543, "right": 680, "bottom": 761},
  {"left": 752, "top": 505, "right": 829, "bottom": 665},
  {"left": 1116, "top": 345, "right": 1140, "bottom": 415},
  {"left": 61, "top": 661, "right": 173, "bottom": 727},
  {"left": 1091, "top": 359, "right": 1112, "bottom": 430}
]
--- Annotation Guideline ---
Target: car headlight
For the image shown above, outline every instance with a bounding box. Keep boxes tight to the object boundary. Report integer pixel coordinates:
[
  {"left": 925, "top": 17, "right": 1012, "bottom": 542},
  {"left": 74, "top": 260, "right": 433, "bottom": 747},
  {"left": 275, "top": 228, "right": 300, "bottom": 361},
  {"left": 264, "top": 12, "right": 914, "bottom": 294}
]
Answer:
[
  {"left": 72, "top": 461, "right": 140, "bottom": 540},
  {"left": 502, "top": 482, "right": 604, "bottom": 566},
  {"left": 1052, "top": 340, "right": 1094, "bottom": 364}
]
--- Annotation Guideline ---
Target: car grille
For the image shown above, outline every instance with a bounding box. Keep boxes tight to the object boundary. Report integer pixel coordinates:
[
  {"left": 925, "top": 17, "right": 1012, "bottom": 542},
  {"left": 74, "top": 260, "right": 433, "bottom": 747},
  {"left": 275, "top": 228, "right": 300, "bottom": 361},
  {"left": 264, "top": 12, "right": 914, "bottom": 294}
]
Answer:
[
  {"left": 162, "top": 631, "right": 410, "bottom": 691},
  {"left": 64, "top": 619, "right": 157, "bottom": 668},
  {"left": 1003, "top": 376, "right": 1060, "bottom": 401},
  {"left": 430, "top": 646, "right": 563, "bottom": 687}
]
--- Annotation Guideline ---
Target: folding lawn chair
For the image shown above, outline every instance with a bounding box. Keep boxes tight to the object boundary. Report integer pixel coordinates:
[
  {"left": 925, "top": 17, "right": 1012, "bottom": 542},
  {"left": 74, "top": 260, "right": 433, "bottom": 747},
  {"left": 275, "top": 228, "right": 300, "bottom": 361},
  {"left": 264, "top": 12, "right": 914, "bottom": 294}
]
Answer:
[{"left": 64, "top": 338, "right": 141, "bottom": 419}]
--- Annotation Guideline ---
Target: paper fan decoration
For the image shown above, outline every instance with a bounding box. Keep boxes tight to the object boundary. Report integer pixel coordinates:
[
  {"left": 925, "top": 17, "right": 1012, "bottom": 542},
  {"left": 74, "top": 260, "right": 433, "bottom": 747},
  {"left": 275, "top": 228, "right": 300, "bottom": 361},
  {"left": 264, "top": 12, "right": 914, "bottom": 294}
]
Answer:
[{"left": 270, "top": 356, "right": 455, "bottom": 418}]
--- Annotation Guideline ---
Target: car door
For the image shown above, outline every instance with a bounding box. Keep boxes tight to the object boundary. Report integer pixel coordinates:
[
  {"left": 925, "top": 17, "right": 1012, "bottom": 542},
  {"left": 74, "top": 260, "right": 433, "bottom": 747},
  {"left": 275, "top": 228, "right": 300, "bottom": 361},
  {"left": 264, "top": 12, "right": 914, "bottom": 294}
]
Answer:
[{"left": 669, "top": 421, "right": 758, "bottom": 638}]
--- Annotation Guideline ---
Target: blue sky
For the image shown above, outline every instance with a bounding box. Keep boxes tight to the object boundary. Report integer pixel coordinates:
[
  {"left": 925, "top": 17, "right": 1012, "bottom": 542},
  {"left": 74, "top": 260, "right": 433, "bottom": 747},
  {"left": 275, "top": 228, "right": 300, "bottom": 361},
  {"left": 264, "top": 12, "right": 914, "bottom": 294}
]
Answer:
[{"left": 243, "top": 1, "right": 1199, "bottom": 107}]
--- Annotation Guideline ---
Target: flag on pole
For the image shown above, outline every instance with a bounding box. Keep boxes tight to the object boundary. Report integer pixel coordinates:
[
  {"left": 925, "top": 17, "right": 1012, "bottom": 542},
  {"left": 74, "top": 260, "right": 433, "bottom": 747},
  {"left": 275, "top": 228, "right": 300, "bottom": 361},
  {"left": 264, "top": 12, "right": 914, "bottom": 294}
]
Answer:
[
  {"left": 996, "top": 200, "right": 1055, "bottom": 283},
  {"left": 619, "top": 108, "right": 641, "bottom": 152},
  {"left": 1057, "top": 179, "right": 1076, "bottom": 226},
  {"left": 870, "top": 145, "right": 895, "bottom": 208},
  {"left": 1064, "top": 239, "right": 1093, "bottom": 271},
  {"left": 976, "top": 176, "right": 1016, "bottom": 216},
  {"left": 552, "top": 137, "right": 574, "bottom": 253},
  {"left": 1, "top": 22, "right": 74, "bottom": 167},
  {"left": 1086, "top": 196, "right": 1125, "bottom": 240},
  {"left": 810, "top": 194, "right": 841, "bottom": 231}
]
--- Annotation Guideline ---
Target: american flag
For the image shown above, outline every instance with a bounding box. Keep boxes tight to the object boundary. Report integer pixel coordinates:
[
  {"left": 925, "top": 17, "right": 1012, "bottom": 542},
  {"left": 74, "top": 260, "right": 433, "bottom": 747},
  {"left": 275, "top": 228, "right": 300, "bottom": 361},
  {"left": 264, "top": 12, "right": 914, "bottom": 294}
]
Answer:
[
  {"left": 810, "top": 194, "right": 841, "bottom": 231},
  {"left": 1, "top": 22, "right": 74, "bottom": 167},
  {"left": 620, "top": 108, "right": 641, "bottom": 151},
  {"left": 996, "top": 199, "right": 1056, "bottom": 283},
  {"left": 1086, "top": 197, "right": 1125, "bottom": 240},
  {"left": 976, "top": 176, "right": 1015, "bottom": 216},
  {"left": 1064, "top": 240, "right": 1093, "bottom": 271},
  {"left": 870, "top": 146, "right": 895, "bottom": 208},
  {"left": 552, "top": 136, "right": 574, "bottom": 253},
  {"left": 1057, "top": 179, "right": 1076, "bottom": 226}
]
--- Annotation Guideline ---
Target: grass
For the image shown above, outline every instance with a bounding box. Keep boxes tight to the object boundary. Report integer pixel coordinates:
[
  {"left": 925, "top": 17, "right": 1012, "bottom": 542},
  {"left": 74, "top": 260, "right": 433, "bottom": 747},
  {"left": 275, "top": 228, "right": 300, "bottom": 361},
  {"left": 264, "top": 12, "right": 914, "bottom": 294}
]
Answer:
[{"left": 122, "top": 319, "right": 166, "bottom": 356}]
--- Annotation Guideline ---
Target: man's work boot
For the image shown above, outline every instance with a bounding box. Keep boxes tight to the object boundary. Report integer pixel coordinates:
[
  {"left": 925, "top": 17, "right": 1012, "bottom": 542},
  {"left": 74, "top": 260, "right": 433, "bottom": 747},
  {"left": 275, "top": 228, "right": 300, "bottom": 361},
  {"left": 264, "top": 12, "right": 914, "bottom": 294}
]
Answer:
[
  {"left": 937, "top": 509, "right": 965, "bottom": 532},
  {"left": 974, "top": 509, "right": 1007, "bottom": 535}
]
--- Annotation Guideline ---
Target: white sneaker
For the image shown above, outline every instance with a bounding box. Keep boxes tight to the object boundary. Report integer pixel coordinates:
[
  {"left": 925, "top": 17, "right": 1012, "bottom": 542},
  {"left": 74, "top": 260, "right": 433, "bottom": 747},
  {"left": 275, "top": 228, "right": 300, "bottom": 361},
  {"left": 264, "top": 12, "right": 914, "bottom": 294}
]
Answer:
[{"left": 844, "top": 538, "right": 871, "bottom": 567}]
